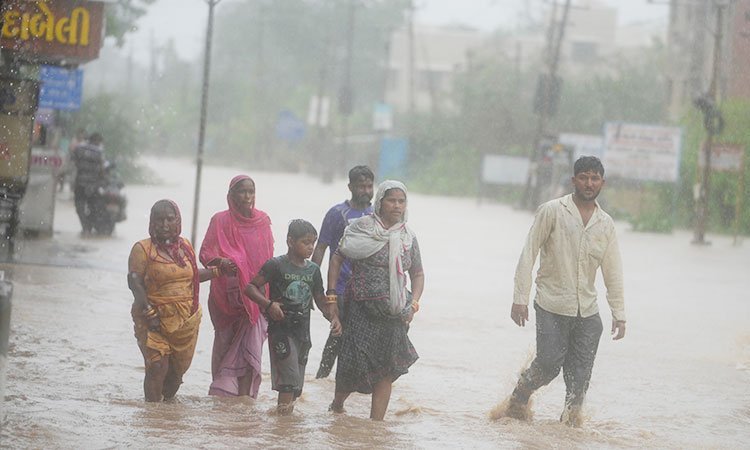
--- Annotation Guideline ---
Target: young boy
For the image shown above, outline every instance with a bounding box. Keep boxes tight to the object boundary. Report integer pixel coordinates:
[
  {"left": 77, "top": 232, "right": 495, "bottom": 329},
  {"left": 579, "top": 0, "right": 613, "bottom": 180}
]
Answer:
[{"left": 245, "top": 219, "right": 342, "bottom": 414}]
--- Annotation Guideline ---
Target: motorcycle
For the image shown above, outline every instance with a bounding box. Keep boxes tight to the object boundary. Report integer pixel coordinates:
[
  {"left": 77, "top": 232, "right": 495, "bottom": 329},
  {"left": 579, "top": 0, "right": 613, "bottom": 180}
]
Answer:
[{"left": 87, "top": 161, "right": 127, "bottom": 236}]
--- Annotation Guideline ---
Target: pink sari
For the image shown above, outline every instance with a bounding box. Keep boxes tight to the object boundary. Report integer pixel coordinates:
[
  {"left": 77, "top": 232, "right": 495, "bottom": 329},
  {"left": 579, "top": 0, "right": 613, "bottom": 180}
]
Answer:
[{"left": 200, "top": 175, "right": 274, "bottom": 397}]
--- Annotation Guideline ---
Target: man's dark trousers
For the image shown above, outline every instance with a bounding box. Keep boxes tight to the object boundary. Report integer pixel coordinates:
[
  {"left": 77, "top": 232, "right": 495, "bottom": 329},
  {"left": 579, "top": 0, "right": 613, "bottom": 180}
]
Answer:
[{"left": 519, "top": 303, "right": 604, "bottom": 406}]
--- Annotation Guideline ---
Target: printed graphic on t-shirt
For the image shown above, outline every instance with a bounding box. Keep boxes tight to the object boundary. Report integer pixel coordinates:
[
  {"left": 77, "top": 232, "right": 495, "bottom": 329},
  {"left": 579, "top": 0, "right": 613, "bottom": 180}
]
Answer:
[{"left": 284, "top": 279, "right": 312, "bottom": 310}]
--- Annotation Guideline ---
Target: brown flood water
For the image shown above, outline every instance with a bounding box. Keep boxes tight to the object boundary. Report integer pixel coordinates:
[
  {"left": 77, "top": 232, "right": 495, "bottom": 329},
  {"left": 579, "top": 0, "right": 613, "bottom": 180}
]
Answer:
[{"left": 2, "top": 159, "right": 749, "bottom": 449}]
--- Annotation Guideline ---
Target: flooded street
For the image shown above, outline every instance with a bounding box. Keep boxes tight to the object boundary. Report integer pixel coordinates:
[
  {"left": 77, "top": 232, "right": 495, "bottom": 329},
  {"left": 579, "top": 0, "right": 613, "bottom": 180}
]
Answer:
[{"left": 2, "top": 159, "right": 749, "bottom": 449}]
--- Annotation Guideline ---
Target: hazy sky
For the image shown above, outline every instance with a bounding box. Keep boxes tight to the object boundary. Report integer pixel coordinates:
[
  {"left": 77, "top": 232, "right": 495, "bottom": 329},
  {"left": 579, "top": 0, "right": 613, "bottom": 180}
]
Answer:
[{"left": 124, "top": 0, "right": 669, "bottom": 63}]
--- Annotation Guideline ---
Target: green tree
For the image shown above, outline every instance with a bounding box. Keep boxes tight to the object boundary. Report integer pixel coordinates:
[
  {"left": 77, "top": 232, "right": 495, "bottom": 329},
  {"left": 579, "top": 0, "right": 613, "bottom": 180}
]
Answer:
[
  {"left": 105, "top": 0, "right": 158, "bottom": 46},
  {"left": 72, "top": 94, "right": 152, "bottom": 183}
]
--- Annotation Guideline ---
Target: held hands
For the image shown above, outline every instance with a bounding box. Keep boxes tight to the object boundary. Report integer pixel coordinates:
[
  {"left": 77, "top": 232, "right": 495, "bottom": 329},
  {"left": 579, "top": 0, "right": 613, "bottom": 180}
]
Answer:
[
  {"left": 511, "top": 303, "right": 529, "bottom": 327},
  {"left": 324, "top": 293, "right": 342, "bottom": 335},
  {"left": 329, "top": 316, "right": 342, "bottom": 336},
  {"left": 611, "top": 320, "right": 626, "bottom": 340},
  {"left": 218, "top": 258, "right": 238, "bottom": 276}
]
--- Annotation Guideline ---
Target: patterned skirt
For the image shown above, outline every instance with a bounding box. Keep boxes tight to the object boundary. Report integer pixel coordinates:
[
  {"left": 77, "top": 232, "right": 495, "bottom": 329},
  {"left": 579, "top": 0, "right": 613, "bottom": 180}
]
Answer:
[{"left": 334, "top": 297, "right": 418, "bottom": 394}]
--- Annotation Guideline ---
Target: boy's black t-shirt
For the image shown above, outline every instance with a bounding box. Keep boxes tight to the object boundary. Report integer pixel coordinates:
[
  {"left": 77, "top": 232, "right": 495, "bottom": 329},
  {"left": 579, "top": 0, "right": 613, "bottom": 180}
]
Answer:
[{"left": 259, "top": 255, "right": 324, "bottom": 341}]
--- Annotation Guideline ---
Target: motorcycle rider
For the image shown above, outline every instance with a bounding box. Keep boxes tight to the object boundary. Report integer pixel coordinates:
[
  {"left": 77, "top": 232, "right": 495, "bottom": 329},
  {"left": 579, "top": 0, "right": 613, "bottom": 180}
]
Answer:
[{"left": 71, "top": 132, "right": 105, "bottom": 235}]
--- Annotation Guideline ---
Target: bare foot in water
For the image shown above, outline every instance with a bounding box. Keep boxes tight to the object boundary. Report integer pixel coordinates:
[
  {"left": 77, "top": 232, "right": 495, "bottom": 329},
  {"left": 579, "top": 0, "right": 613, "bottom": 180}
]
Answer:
[
  {"left": 277, "top": 402, "right": 295, "bottom": 416},
  {"left": 490, "top": 397, "right": 533, "bottom": 421},
  {"left": 328, "top": 402, "right": 345, "bottom": 414},
  {"left": 560, "top": 404, "right": 584, "bottom": 427}
]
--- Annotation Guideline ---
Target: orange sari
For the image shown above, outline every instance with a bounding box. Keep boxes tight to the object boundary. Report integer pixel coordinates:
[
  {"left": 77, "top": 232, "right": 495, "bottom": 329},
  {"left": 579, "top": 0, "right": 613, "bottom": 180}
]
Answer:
[{"left": 129, "top": 238, "right": 203, "bottom": 378}]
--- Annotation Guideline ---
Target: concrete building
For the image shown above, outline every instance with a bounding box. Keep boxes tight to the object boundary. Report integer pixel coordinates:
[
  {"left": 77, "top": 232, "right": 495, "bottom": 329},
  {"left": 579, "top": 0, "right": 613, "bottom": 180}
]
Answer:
[
  {"left": 383, "top": 1, "right": 670, "bottom": 115},
  {"left": 509, "top": 1, "right": 620, "bottom": 77},
  {"left": 665, "top": 0, "right": 750, "bottom": 121},
  {"left": 385, "top": 24, "right": 487, "bottom": 113}
]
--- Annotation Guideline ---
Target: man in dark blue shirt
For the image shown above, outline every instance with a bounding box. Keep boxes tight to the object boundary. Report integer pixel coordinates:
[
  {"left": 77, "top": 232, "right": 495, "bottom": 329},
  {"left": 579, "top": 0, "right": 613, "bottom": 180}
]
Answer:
[{"left": 313, "top": 165, "right": 374, "bottom": 378}]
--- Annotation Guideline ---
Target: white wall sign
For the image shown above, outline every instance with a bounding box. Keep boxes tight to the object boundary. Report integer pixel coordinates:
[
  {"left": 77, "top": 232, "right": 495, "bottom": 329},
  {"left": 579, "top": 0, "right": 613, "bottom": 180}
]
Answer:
[
  {"left": 481, "top": 154, "right": 530, "bottom": 185},
  {"left": 698, "top": 143, "right": 745, "bottom": 172},
  {"left": 602, "top": 123, "right": 682, "bottom": 182}
]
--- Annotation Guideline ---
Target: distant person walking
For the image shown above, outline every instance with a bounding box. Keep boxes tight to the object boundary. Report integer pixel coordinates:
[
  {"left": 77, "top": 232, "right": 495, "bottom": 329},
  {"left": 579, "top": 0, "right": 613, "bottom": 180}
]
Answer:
[
  {"left": 199, "top": 175, "right": 274, "bottom": 398},
  {"left": 503, "top": 156, "right": 626, "bottom": 426},
  {"left": 313, "top": 165, "right": 374, "bottom": 378},
  {"left": 71, "top": 132, "right": 104, "bottom": 234}
]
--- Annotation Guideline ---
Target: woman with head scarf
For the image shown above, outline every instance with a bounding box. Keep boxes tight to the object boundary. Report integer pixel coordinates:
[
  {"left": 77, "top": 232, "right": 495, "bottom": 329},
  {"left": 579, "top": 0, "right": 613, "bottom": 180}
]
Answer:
[
  {"left": 128, "top": 200, "right": 229, "bottom": 402},
  {"left": 199, "top": 175, "right": 274, "bottom": 397},
  {"left": 326, "top": 180, "right": 425, "bottom": 420}
]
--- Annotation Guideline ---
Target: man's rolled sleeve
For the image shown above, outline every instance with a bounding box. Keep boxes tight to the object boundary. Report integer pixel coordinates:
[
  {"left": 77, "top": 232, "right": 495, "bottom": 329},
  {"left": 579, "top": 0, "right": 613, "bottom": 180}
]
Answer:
[{"left": 601, "top": 228, "right": 625, "bottom": 321}]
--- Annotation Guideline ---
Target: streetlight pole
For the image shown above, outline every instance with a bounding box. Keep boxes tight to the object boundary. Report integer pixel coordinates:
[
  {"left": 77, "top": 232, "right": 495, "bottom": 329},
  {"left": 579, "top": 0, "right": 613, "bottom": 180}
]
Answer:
[{"left": 191, "top": 0, "right": 221, "bottom": 245}]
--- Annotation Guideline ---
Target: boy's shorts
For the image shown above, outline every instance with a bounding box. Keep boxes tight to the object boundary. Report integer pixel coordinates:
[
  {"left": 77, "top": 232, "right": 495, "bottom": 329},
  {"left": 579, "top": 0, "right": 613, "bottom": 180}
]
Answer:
[{"left": 268, "top": 329, "right": 311, "bottom": 398}]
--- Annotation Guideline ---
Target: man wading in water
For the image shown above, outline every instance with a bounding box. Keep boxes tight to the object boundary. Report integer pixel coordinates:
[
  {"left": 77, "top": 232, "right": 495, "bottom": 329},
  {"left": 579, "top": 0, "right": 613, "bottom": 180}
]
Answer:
[
  {"left": 504, "top": 156, "right": 626, "bottom": 426},
  {"left": 313, "top": 165, "right": 374, "bottom": 378}
]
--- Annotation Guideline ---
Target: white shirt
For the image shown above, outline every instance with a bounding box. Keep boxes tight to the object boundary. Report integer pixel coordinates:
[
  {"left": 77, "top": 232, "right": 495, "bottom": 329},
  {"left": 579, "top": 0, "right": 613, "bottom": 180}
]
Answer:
[{"left": 513, "top": 194, "right": 625, "bottom": 321}]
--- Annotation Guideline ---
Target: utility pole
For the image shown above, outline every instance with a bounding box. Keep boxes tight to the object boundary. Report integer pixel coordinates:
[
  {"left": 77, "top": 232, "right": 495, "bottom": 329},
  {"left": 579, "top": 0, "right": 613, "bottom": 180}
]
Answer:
[
  {"left": 692, "top": 2, "right": 727, "bottom": 245},
  {"left": 191, "top": 0, "right": 221, "bottom": 245},
  {"left": 522, "top": 0, "right": 571, "bottom": 209}
]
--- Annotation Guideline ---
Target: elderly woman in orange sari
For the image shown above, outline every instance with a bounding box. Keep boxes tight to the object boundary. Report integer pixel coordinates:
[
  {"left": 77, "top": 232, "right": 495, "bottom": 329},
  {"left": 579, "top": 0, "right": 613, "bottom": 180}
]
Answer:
[{"left": 128, "top": 199, "right": 230, "bottom": 402}]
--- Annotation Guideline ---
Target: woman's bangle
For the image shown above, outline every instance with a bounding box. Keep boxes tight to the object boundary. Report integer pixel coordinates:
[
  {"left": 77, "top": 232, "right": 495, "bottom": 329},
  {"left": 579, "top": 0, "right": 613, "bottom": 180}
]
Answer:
[
  {"left": 325, "top": 294, "right": 338, "bottom": 304},
  {"left": 263, "top": 301, "right": 273, "bottom": 313},
  {"left": 325, "top": 289, "right": 337, "bottom": 295},
  {"left": 412, "top": 297, "right": 420, "bottom": 313},
  {"left": 144, "top": 307, "right": 158, "bottom": 318},
  {"left": 212, "top": 266, "right": 221, "bottom": 278}
]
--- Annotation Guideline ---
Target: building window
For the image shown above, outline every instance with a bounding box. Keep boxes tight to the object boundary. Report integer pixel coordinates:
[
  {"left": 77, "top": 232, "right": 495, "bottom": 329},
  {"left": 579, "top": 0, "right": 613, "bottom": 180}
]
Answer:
[{"left": 571, "top": 41, "right": 598, "bottom": 64}]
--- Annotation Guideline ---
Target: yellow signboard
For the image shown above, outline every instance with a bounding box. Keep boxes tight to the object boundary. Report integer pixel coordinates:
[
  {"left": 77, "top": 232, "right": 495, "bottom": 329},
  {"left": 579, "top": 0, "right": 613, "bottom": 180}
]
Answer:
[{"left": 0, "top": 0, "right": 105, "bottom": 64}]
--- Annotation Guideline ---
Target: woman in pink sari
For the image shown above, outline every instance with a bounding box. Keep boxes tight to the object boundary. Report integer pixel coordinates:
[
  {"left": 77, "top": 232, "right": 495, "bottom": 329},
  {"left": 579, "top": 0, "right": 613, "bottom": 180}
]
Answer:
[{"left": 200, "top": 175, "right": 274, "bottom": 397}]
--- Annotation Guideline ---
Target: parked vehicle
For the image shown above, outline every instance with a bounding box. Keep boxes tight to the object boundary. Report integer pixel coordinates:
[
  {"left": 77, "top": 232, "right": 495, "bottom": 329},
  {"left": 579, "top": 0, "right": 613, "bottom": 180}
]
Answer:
[{"left": 87, "top": 162, "right": 127, "bottom": 236}]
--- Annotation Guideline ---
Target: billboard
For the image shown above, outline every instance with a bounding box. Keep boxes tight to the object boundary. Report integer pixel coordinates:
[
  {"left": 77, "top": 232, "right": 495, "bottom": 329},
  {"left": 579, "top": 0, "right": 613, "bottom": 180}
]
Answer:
[
  {"left": 1, "top": 0, "right": 105, "bottom": 64},
  {"left": 481, "top": 154, "right": 530, "bottom": 185},
  {"left": 698, "top": 143, "right": 745, "bottom": 172},
  {"left": 602, "top": 123, "right": 683, "bottom": 182}
]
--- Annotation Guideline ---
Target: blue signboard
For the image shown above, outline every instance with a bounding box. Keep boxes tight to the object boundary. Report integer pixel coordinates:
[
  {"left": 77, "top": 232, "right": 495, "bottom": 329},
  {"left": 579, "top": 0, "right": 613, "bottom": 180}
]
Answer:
[
  {"left": 275, "top": 110, "right": 306, "bottom": 143},
  {"left": 379, "top": 137, "right": 408, "bottom": 180},
  {"left": 38, "top": 65, "right": 83, "bottom": 111}
]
